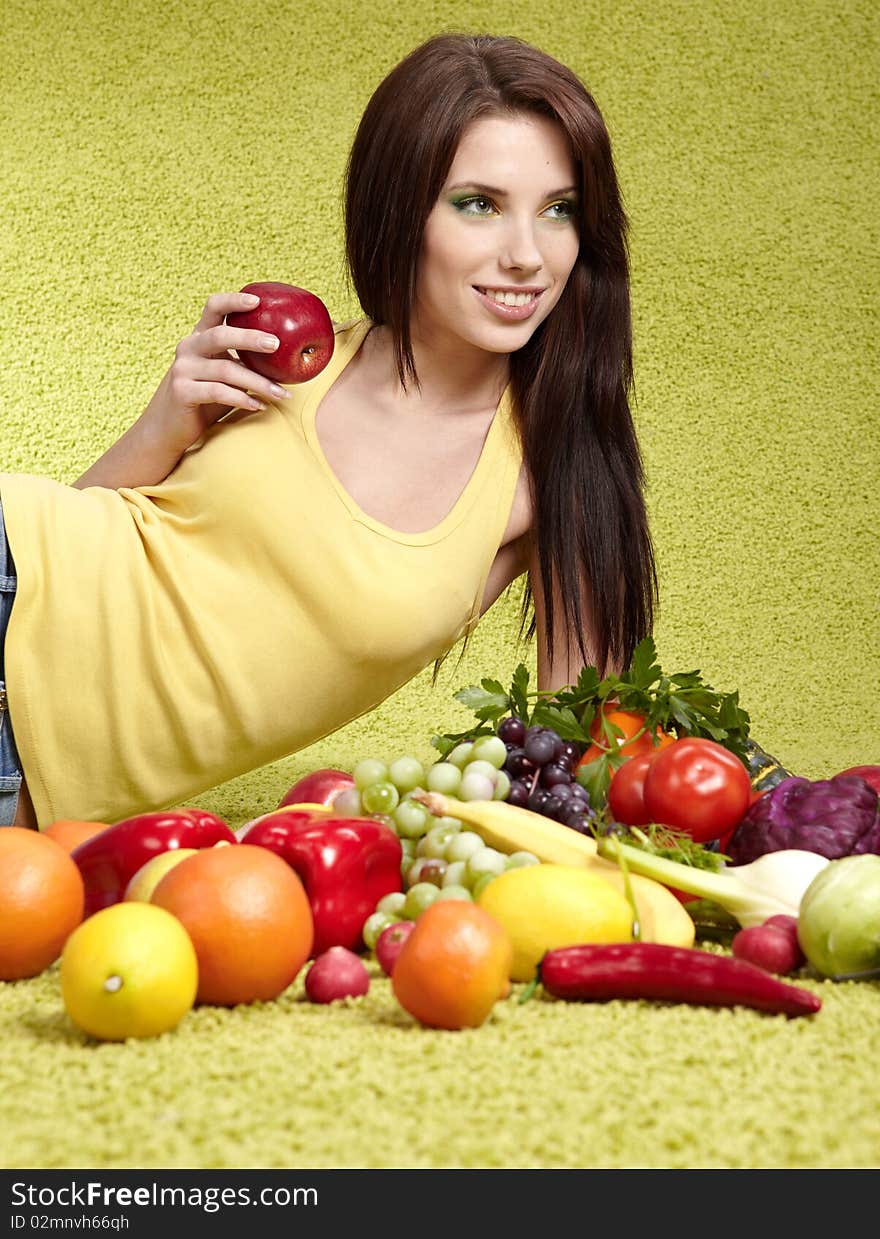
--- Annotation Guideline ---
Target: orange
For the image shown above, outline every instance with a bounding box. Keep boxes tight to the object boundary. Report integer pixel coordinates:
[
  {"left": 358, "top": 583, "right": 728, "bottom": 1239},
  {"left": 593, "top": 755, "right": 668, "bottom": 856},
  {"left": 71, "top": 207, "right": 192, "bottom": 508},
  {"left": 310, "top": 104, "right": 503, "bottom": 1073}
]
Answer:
[
  {"left": 151, "top": 844, "right": 313, "bottom": 1006},
  {"left": 0, "top": 827, "right": 85, "bottom": 980},
  {"left": 43, "top": 819, "right": 110, "bottom": 853},
  {"left": 577, "top": 704, "right": 675, "bottom": 772},
  {"left": 391, "top": 899, "right": 513, "bottom": 1030}
]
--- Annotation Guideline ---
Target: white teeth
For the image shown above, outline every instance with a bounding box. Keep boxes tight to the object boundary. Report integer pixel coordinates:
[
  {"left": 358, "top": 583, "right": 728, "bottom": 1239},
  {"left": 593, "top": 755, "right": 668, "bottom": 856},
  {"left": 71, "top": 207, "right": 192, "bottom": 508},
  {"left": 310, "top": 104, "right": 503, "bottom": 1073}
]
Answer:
[{"left": 477, "top": 287, "right": 537, "bottom": 307}]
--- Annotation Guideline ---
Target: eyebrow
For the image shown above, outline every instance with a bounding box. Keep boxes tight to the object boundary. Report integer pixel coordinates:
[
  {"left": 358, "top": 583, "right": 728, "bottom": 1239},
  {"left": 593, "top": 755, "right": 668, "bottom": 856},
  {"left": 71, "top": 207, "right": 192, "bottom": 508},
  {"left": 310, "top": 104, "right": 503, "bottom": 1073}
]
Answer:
[{"left": 447, "top": 182, "right": 579, "bottom": 198}]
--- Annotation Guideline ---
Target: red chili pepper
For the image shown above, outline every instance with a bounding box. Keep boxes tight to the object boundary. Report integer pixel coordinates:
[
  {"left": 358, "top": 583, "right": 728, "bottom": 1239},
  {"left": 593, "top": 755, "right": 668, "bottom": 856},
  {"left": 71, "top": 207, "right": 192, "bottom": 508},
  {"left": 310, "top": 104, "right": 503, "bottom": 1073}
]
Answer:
[
  {"left": 241, "top": 811, "right": 402, "bottom": 957},
  {"left": 71, "top": 808, "right": 237, "bottom": 918},
  {"left": 537, "top": 943, "right": 821, "bottom": 1018}
]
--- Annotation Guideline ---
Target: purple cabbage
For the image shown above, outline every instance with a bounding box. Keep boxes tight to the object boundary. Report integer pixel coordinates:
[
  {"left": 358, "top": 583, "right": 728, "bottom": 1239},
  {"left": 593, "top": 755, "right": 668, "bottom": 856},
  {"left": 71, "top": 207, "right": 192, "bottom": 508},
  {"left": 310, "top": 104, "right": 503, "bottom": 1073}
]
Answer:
[{"left": 726, "top": 775, "right": 880, "bottom": 864}]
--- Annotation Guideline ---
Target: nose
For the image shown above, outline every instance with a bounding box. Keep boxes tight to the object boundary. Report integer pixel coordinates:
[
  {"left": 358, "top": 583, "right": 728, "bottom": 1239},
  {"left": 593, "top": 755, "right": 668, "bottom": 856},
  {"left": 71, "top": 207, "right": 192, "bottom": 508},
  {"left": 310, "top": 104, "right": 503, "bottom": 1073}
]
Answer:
[{"left": 500, "top": 213, "right": 544, "bottom": 273}]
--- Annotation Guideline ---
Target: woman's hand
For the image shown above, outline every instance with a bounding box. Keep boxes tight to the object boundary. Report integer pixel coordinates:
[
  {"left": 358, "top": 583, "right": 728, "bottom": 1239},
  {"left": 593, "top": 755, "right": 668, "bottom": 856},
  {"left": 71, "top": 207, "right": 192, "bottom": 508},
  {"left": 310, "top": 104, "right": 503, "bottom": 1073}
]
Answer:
[
  {"left": 146, "top": 290, "right": 290, "bottom": 458},
  {"left": 74, "top": 291, "right": 290, "bottom": 490}
]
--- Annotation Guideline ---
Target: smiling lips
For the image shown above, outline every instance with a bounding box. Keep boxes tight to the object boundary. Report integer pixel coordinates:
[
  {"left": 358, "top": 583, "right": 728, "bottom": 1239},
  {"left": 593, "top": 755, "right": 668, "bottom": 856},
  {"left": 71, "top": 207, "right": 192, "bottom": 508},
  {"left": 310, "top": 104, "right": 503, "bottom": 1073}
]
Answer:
[{"left": 473, "top": 285, "right": 545, "bottom": 320}]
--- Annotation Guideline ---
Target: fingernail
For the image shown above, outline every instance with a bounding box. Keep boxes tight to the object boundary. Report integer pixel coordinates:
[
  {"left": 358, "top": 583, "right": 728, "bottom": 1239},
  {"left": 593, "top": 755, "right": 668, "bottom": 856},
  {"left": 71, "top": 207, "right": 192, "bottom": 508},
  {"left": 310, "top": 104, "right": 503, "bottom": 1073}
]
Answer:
[
  {"left": 244, "top": 293, "right": 259, "bottom": 305},
  {"left": 263, "top": 335, "right": 280, "bottom": 350},
  {"left": 271, "top": 384, "right": 289, "bottom": 399}
]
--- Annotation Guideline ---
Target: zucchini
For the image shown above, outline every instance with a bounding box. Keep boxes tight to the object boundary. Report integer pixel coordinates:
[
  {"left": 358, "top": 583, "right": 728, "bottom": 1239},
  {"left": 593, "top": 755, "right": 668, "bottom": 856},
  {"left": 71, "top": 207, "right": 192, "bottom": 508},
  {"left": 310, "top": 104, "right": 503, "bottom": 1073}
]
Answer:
[{"left": 743, "top": 738, "right": 795, "bottom": 793}]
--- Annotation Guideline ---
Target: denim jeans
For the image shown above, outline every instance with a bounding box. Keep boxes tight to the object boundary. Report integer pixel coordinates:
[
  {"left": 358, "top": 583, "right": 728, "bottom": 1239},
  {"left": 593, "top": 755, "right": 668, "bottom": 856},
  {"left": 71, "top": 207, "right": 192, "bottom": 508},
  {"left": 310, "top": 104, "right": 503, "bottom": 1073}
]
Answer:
[{"left": 0, "top": 499, "right": 23, "bottom": 826}]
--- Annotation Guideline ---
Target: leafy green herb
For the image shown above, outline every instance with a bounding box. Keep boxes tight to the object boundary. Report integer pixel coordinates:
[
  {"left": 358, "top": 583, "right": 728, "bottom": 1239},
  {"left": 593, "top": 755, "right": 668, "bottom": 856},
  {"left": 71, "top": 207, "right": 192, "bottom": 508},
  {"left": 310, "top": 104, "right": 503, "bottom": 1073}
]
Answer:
[{"left": 431, "top": 636, "right": 752, "bottom": 807}]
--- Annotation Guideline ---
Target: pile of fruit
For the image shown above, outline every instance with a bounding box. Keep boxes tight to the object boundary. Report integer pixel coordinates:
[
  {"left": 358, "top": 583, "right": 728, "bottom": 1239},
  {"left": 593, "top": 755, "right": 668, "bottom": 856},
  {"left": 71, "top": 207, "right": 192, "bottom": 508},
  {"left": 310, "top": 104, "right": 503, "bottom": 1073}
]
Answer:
[{"left": 2, "top": 640, "right": 878, "bottom": 1040}]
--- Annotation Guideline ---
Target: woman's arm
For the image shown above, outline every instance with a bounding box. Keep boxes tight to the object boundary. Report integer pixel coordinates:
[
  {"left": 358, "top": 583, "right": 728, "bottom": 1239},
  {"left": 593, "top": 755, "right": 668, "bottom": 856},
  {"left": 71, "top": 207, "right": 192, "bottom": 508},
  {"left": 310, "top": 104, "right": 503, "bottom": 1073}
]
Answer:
[{"left": 73, "top": 291, "right": 290, "bottom": 489}]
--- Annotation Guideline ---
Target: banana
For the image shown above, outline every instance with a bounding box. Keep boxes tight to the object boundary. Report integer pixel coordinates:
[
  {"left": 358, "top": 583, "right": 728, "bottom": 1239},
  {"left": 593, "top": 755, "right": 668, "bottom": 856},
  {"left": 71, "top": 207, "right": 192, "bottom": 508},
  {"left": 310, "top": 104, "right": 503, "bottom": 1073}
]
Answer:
[{"left": 411, "top": 790, "right": 600, "bottom": 867}]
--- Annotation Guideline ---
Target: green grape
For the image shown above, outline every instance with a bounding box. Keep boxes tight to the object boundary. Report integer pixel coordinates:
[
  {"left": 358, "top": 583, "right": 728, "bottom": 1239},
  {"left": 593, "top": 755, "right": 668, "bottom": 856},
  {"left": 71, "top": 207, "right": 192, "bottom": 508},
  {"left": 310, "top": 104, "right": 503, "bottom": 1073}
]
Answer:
[
  {"left": 464, "top": 758, "right": 501, "bottom": 783},
  {"left": 465, "top": 846, "right": 508, "bottom": 886},
  {"left": 416, "top": 825, "right": 458, "bottom": 859},
  {"left": 332, "top": 786, "right": 362, "bottom": 816},
  {"left": 506, "top": 850, "right": 541, "bottom": 869},
  {"left": 446, "top": 742, "right": 474, "bottom": 769},
  {"left": 403, "top": 882, "right": 441, "bottom": 919},
  {"left": 398, "top": 837, "right": 417, "bottom": 859},
  {"left": 417, "top": 858, "right": 447, "bottom": 888},
  {"left": 426, "top": 762, "right": 462, "bottom": 795},
  {"left": 470, "top": 735, "right": 508, "bottom": 769},
  {"left": 459, "top": 770, "right": 496, "bottom": 802},
  {"left": 405, "top": 856, "right": 445, "bottom": 888},
  {"left": 376, "top": 890, "right": 407, "bottom": 917},
  {"left": 393, "top": 798, "right": 430, "bottom": 840},
  {"left": 492, "top": 770, "right": 511, "bottom": 801},
  {"left": 443, "top": 830, "right": 486, "bottom": 864},
  {"left": 361, "top": 780, "right": 400, "bottom": 815},
  {"left": 353, "top": 758, "right": 389, "bottom": 790},
  {"left": 388, "top": 755, "right": 426, "bottom": 793},
  {"left": 362, "top": 911, "right": 394, "bottom": 951},
  {"left": 442, "top": 859, "right": 469, "bottom": 887},
  {"left": 470, "top": 872, "right": 499, "bottom": 901},
  {"left": 433, "top": 884, "right": 473, "bottom": 903},
  {"left": 433, "top": 815, "right": 463, "bottom": 833}
]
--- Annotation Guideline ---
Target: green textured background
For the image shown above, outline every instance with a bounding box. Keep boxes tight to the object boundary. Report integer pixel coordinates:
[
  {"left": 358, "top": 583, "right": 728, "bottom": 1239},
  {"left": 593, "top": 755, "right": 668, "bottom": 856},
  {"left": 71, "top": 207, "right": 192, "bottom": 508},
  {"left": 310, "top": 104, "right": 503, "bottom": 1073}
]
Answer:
[{"left": 1, "top": 0, "right": 878, "bottom": 1171}]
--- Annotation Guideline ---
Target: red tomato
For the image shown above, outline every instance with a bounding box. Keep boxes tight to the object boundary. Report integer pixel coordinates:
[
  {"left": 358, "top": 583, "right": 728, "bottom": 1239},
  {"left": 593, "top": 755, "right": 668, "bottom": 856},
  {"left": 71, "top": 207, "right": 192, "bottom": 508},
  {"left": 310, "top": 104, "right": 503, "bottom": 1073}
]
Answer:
[
  {"left": 607, "top": 752, "right": 656, "bottom": 825},
  {"left": 577, "top": 705, "right": 675, "bottom": 773},
  {"left": 643, "top": 737, "right": 751, "bottom": 844}
]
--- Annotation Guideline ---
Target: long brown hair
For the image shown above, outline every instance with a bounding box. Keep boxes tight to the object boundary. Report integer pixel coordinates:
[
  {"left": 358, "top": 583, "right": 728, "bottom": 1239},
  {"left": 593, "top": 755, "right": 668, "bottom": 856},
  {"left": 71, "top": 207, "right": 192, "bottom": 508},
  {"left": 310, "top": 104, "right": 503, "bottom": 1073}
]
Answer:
[{"left": 343, "top": 32, "right": 657, "bottom": 680}]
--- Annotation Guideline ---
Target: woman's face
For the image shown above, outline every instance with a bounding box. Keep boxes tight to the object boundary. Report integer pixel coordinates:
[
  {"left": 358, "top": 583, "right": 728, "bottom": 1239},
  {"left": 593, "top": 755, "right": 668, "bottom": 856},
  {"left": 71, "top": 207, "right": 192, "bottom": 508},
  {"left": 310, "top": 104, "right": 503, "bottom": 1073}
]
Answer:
[{"left": 414, "top": 112, "right": 581, "bottom": 355}]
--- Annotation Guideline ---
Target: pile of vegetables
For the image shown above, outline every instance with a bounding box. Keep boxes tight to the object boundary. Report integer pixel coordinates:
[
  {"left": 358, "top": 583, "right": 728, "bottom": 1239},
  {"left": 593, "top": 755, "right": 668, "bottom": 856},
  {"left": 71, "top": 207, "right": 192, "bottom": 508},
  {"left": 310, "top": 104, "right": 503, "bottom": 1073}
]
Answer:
[{"left": 436, "top": 637, "right": 880, "bottom": 996}]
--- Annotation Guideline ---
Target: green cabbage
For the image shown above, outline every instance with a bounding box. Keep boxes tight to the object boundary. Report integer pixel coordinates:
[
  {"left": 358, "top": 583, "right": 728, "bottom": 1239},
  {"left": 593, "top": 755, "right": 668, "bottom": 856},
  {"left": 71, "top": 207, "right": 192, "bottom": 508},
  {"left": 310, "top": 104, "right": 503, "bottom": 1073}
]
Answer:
[{"left": 797, "top": 854, "right": 880, "bottom": 979}]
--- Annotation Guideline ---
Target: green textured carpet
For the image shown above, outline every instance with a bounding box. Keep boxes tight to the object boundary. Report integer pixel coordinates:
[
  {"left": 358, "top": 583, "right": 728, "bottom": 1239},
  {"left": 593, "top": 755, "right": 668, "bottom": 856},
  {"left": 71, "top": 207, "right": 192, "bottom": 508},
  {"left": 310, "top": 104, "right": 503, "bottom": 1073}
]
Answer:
[{"left": 1, "top": 0, "right": 878, "bottom": 1171}]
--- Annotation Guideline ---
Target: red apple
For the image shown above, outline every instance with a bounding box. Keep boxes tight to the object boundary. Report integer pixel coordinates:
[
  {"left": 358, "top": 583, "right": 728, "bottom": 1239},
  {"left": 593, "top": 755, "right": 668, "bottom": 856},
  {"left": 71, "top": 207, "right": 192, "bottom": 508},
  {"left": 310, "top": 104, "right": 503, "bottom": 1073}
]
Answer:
[
  {"left": 836, "top": 765, "right": 880, "bottom": 797},
  {"left": 374, "top": 920, "right": 415, "bottom": 977},
  {"left": 304, "top": 946, "right": 370, "bottom": 1004},
  {"left": 279, "top": 768, "right": 355, "bottom": 810},
  {"left": 226, "top": 281, "right": 335, "bottom": 385}
]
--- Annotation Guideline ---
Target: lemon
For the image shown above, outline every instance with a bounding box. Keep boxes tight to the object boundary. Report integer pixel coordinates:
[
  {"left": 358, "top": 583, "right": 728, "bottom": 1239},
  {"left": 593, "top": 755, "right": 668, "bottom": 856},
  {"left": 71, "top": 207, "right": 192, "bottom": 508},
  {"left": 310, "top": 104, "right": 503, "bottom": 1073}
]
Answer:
[
  {"left": 476, "top": 863, "right": 634, "bottom": 981},
  {"left": 60, "top": 902, "right": 198, "bottom": 1040}
]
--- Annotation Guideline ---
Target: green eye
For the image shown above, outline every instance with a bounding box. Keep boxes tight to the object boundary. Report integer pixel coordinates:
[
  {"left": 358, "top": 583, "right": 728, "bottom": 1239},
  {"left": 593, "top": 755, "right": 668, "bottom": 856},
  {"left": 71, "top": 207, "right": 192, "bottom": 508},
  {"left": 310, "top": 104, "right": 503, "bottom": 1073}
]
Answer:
[
  {"left": 546, "top": 200, "right": 578, "bottom": 220},
  {"left": 452, "top": 196, "right": 495, "bottom": 215}
]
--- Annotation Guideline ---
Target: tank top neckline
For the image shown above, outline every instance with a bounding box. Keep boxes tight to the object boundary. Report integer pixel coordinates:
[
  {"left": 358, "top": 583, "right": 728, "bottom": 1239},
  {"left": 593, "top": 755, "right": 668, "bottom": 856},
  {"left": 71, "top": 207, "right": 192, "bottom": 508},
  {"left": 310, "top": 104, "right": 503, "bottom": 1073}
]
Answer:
[{"left": 300, "top": 317, "right": 514, "bottom": 547}]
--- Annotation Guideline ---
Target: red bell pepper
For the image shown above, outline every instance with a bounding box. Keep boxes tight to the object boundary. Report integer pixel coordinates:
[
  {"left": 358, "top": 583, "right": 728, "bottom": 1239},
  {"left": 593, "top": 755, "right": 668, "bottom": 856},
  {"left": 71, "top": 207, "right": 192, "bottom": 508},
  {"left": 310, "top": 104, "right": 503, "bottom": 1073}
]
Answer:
[
  {"left": 242, "top": 810, "right": 402, "bottom": 957},
  {"left": 71, "top": 808, "right": 237, "bottom": 918}
]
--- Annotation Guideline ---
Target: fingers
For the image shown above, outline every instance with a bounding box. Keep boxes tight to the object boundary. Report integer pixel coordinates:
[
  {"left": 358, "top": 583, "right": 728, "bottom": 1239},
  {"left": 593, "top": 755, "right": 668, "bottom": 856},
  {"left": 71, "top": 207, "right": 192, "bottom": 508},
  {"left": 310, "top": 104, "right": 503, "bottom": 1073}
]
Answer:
[
  {"left": 169, "top": 357, "right": 290, "bottom": 413},
  {"left": 179, "top": 322, "right": 280, "bottom": 363},
  {"left": 194, "top": 289, "right": 260, "bottom": 333}
]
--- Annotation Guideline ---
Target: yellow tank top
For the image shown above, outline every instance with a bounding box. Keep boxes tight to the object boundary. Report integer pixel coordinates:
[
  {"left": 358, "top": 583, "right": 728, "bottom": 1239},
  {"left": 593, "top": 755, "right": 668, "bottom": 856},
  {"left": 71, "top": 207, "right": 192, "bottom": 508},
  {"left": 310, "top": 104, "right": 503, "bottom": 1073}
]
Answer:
[{"left": 0, "top": 318, "right": 523, "bottom": 826}]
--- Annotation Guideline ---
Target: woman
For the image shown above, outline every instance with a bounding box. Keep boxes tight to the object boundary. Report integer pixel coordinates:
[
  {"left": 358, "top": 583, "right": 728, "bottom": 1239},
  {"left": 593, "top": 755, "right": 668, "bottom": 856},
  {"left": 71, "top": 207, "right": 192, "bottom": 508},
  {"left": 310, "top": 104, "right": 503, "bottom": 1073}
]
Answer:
[{"left": 0, "top": 32, "right": 656, "bottom": 830}]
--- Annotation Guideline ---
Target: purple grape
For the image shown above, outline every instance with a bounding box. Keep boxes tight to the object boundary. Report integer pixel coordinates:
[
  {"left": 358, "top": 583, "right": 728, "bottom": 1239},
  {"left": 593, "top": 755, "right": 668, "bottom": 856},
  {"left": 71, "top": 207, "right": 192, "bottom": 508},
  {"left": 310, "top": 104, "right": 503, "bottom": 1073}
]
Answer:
[
  {"left": 567, "top": 811, "right": 596, "bottom": 835},
  {"left": 497, "top": 716, "right": 527, "bottom": 746},
  {"left": 527, "top": 788, "right": 552, "bottom": 813},
  {"left": 506, "top": 779, "right": 530, "bottom": 808},
  {"left": 550, "top": 782, "right": 576, "bottom": 802},
  {"left": 541, "top": 795, "right": 565, "bottom": 821},
  {"left": 504, "top": 747, "right": 537, "bottom": 780},
  {"left": 539, "top": 763, "right": 572, "bottom": 790},
  {"left": 524, "top": 731, "right": 557, "bottom": 765},
  {"left": 558, "top": 741, "right": 581, "bottom": 769}
]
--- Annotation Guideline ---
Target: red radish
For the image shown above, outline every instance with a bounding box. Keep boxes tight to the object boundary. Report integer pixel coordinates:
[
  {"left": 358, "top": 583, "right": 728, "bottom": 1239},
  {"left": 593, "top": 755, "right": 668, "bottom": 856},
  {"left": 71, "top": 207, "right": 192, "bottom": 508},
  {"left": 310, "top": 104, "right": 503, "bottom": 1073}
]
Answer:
[
  {"left": 731, "top": 923, "right": 803, "bottom": 976},
  {"left": 761, "top": 915, "right": 806, "bottom": 967},
  {"left": 304, "top": 946, "right": 370, "bottom": 1003},
  {"left": 375, "top": 921, "right": 415, "bottom": 977}
]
